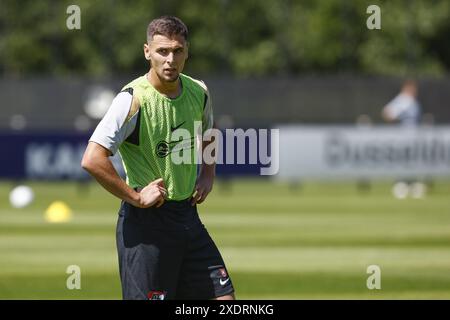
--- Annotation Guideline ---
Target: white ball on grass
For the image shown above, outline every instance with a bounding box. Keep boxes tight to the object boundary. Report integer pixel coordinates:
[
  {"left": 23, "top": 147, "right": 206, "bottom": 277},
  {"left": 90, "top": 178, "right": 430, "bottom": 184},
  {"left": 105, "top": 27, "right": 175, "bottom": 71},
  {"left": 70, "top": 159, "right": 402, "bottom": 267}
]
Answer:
[
  {"left": 392, "top": 182, "right": 409, "bottom": 199},
  {"left": 9, "top": 185, "right": 34, "bottom": 208}
]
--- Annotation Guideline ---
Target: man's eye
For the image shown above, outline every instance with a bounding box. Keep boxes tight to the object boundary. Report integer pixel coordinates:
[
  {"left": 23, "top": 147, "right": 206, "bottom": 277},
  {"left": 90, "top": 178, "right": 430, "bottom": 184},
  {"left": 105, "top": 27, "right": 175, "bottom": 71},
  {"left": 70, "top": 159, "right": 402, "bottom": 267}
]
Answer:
[
  {"left": 158, "top": 49, "right": 168, "bottom": 55},
  {"left": 175, "top": 48, "right": 183, "bottom": 54}
]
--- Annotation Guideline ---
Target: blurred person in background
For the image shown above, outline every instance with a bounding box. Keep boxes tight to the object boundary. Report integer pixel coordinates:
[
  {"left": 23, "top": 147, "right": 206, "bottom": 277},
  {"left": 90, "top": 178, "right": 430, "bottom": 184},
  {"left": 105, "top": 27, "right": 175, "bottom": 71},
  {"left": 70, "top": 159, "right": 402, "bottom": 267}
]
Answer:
[
  {"left": 382, "top": 79, "right": 421, "bottom": 126},
  {"left": 81, "top": 16, "right": 234, "bottom": 300},
  {"left": 382, "top": 79, "right": 426, "bottom": 199}
]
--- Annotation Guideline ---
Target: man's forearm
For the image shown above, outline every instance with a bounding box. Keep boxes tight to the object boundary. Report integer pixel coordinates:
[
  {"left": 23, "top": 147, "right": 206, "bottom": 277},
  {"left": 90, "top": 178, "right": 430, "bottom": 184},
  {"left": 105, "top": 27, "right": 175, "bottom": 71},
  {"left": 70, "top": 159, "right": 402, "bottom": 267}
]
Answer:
[
  {"left": 81, "top": 144, "right": 141, "bottom": 206},
  {"left": 200, "top": 138, "right": 216, "bottom": 177},
  {"left": 89, "top": 160, "right": 139, "bottom": 204},
  {"left": 85, "top": 157, "right": 140, "bottom": 206},
  {"left": 200, "top": 162, "right": 216, "bottom": 177}
]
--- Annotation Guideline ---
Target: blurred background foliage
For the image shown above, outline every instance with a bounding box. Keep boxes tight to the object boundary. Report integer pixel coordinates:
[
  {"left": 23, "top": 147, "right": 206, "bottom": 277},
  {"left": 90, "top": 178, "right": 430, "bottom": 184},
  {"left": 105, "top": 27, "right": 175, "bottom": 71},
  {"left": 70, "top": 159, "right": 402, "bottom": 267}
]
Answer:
[{"left": 1, "top": 0, "right": 449, "bottom": 77}]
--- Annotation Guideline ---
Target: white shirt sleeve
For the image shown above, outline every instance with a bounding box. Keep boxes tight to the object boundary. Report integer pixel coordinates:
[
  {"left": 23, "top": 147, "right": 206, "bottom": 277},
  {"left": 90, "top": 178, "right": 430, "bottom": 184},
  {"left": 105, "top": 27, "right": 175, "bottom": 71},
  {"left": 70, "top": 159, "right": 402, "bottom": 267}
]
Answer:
[
  {"left": 384, "top": 94, "right": 411, "bottom": 119},
  {"left": 89, "top": 91, "right": 138, "bottom": 155}
]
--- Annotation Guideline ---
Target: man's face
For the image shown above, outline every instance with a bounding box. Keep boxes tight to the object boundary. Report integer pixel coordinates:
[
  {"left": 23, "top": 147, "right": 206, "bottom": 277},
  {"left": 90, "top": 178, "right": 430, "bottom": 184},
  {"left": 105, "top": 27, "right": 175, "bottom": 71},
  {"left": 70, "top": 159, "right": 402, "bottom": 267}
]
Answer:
[{"left": 144, "top": 34, "right": 188, "bottom": 83}]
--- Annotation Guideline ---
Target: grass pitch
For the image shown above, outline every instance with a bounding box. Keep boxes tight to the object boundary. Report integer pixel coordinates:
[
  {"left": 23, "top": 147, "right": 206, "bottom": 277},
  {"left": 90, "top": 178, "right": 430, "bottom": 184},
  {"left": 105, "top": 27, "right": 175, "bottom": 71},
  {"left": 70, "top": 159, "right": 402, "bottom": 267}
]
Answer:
[{"left": 0, "top": 179, "right": 450, "bottom": 299}]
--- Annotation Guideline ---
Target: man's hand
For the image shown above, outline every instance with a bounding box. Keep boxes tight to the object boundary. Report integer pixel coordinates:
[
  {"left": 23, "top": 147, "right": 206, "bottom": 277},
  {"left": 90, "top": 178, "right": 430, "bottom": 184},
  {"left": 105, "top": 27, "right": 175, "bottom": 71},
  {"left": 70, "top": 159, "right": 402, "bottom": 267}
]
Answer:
[
  {"left": 138, "top": 178, "right": 168, "bottom": 208},
  {"left": 191, "top": 170, "right": 214, "bottom": 206}
]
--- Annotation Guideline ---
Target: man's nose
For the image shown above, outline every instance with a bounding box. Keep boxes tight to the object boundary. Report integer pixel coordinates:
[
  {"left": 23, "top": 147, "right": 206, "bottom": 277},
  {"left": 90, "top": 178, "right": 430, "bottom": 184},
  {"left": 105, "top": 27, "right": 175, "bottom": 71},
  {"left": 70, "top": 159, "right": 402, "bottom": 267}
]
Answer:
[{"left": 166, "top": 52, "right": 174, "bottom": 63}]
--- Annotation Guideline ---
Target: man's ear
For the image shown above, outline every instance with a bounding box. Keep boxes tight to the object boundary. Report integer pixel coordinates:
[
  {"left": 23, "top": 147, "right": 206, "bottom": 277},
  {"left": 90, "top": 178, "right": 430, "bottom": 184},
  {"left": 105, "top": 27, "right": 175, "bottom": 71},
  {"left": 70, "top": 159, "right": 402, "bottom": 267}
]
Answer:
[{"left": 143, "top": 43, "right": 151, "bottom": 61}]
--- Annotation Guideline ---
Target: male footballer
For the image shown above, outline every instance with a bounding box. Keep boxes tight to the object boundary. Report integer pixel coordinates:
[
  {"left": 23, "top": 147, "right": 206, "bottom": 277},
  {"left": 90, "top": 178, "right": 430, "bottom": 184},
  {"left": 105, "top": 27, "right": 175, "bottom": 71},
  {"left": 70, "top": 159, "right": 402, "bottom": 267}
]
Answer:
[{"left": 81, "top": 16, "right": 234, "bottom": 300}]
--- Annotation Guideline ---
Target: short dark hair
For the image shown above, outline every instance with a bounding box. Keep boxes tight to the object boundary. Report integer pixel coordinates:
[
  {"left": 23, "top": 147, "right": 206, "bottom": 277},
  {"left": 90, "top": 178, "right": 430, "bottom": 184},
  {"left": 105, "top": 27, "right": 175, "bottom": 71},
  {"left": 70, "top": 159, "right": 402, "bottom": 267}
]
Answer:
[{"left": 147, "top": 16, "right": 188, "bottom": 43}]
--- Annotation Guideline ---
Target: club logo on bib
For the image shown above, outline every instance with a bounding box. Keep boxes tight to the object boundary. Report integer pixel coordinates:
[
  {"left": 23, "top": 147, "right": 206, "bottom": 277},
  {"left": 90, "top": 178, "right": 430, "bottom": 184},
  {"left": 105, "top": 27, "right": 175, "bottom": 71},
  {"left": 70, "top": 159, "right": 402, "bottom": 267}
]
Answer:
[
  {"left": 155, "top": 138, "right": 194, "bottom": 158},
  {"left": 156, "top": 141, "right": 170, "bottom": 157}
]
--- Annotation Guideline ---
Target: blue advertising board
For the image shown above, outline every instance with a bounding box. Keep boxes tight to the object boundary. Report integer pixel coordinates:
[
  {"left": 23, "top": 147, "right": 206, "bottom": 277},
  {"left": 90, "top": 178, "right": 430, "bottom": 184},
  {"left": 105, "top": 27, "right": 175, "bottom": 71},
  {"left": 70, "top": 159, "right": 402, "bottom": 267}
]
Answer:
[{"left": 0, "top": 131, "right": 270, "bottom": 180}]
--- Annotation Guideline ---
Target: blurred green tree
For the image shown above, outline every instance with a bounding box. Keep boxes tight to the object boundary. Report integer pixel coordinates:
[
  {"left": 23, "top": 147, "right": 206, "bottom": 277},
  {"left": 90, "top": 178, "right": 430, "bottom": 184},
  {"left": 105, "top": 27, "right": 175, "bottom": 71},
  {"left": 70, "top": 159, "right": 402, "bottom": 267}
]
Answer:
[{"left": 0, "top": 0, "right": 448, "bottom": 77}]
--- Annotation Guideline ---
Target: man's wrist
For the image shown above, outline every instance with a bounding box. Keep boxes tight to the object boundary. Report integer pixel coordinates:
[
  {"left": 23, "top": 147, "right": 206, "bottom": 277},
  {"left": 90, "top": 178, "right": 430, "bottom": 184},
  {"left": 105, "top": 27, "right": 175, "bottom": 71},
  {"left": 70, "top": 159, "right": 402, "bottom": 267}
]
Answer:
[{"left": 130, "top": 190, "right": 142, "bottom": 207}]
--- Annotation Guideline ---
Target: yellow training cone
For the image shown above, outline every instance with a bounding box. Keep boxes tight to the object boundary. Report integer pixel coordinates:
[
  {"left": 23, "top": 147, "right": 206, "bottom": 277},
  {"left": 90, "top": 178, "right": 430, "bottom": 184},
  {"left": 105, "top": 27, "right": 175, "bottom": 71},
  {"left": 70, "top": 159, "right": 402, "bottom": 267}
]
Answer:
[{"left": 45, "top": 201, "right": 72, "bottom": 223}]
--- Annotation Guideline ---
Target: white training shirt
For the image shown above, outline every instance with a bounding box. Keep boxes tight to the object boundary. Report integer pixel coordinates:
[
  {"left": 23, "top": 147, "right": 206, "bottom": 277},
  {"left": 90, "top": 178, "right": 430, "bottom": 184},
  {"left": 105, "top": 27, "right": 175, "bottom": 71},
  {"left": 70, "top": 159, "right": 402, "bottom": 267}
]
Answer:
[{"left": 383, "top": 93, "right": 421, "bottom": 126}]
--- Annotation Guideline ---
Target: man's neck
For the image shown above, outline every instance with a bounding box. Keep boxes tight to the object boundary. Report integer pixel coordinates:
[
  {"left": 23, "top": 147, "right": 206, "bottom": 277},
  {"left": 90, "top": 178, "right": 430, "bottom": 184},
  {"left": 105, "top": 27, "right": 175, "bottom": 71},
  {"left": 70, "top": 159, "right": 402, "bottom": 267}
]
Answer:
[{"left": 147, "top": 69, "right": 181, "bottom": 99}]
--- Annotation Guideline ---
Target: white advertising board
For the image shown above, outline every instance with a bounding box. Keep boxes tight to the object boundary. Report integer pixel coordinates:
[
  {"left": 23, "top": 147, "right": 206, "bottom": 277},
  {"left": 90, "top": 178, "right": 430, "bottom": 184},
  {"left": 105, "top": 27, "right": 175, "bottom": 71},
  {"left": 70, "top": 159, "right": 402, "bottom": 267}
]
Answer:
[{"left": 276, "top": 125, "right": 450, "bottom": 179}]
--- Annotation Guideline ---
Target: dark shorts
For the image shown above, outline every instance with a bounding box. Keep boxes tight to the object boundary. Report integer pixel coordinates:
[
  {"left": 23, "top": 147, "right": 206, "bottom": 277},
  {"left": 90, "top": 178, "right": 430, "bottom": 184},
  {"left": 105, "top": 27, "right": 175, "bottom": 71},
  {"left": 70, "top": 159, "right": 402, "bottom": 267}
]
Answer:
[{"left": 116, "top": 200, "right": 234, "bottom": 300}]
